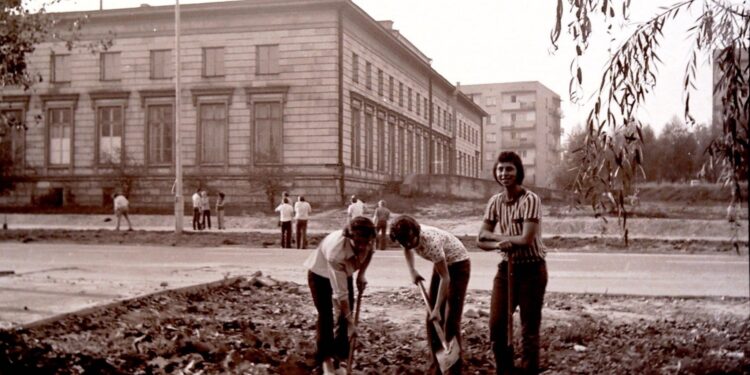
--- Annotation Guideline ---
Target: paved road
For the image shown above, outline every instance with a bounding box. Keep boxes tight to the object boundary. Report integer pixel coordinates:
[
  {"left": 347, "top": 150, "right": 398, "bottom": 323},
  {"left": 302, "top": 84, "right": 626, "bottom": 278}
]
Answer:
[{"left": 0, "top": 243, "right": 747, "bottom": 327}]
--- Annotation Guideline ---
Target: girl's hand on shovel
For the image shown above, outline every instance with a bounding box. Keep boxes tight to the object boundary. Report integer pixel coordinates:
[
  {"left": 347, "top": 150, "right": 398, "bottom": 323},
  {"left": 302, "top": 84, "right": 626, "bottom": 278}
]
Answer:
[
  {"left": 429, "top": 307, "right": 442, "bottom": 323},
  {"left": 346, "top": 315, "right": 358, "bottom": 341}
]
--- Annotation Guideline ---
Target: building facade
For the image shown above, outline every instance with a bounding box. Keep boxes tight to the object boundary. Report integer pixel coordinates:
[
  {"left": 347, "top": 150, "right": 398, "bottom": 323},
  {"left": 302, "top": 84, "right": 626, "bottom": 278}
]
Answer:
[
  {"left": 0, "top": 0, "right": 485, "bottom": 207},
  {"left": 462, "top": 82, "right": 561, "bottom": 187}
]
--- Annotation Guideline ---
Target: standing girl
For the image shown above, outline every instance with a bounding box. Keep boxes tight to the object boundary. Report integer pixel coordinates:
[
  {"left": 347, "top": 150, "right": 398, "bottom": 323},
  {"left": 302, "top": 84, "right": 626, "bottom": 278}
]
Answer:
[
  {"left": 477, "top": 151, "right": 548, "bottom": 375},
  {"left": 216, "top": 192, "right": 226, "bottom": 230}
]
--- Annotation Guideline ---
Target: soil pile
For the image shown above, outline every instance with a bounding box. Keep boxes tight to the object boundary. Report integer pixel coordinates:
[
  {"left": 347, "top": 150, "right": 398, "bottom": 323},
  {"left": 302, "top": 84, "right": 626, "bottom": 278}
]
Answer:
[{"left": 1, "top": 275, "right": 748, "bottom": 374}]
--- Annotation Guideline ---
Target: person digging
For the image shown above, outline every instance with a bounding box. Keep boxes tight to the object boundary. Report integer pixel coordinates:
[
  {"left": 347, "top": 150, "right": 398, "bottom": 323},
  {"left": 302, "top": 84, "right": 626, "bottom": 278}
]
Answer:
[
  {"left": 304, "top": 216, "right": 376, "bottom": 375},
  {"left": 390, "top": 215, "right": 469, "bottom": 374}
]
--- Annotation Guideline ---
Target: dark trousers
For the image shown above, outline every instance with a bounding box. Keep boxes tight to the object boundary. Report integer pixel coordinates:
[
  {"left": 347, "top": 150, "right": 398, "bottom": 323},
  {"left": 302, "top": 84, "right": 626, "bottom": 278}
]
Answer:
[
  {"left": 280, "top": 221, "right": 292, "bottom": 248},
  {"left": 192, "top": 208, "right": 201, "bottom": 230},
  {"left": 308, "top": 271, "right": 354, "bottom": 363},
  {"left": 427, "top": 259, "right": 471, "bottom": 375},
  {"left": 202, "top": 209, "right": 211, "bottom": 229},
  {"left": 490, "top": 261, "right": 548, "bottom": 375},
  {"left": 296, "top": 220, "right": 308, "bottom": 249},
  {"left": 376, "top": 222, "right": 388, "bottom": 250}
]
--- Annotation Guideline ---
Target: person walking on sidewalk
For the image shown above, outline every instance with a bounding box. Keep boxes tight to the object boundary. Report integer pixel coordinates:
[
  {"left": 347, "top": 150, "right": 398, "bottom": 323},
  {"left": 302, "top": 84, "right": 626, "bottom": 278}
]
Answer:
[
  {"left": 347, "top": 195, "right": 365, "bottom": 224},
  {"left": 294, "top": 195, "right": 312, "bottom": 249},
  {"left": 200, "top": 189, "right": 212, "bottom": 230},
  {"left": 113, "top": 193, "right": 133, "bottom": 231},
  {"left": 216, "top": 192, "right": 226, "bottom": 230},
  {"left": 276, "top": 197, "right": 294, "bottom": 248},
  {"left": 372, "top": 200, "right": 391, "bottom": 250},
  {"left": 304, "top": 217, "right": 377, "bottom": 375},
  {"left": 192, "top": 188, "right": 202, "bottom": 230},
  {"left": 390, "top": 215, "right": 471, "bottom": 374},
  {"left": 477, "top": 151, "right": 548, "bottom": 375}
]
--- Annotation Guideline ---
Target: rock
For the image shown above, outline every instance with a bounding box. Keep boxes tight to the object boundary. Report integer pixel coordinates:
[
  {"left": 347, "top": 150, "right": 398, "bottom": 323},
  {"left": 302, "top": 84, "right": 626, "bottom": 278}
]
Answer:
[
  {"left": 464, "top": 309, "right": 480, "bottom": 319},
  {"left": 573, "top": 344, "right": 587, "bottom": 352}
]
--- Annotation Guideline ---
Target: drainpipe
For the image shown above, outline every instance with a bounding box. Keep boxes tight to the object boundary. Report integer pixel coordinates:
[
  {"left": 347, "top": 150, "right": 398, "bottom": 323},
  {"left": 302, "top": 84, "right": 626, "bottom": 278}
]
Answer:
[{"left": 337, "top": 6, "right": 345, "bottom": 204}]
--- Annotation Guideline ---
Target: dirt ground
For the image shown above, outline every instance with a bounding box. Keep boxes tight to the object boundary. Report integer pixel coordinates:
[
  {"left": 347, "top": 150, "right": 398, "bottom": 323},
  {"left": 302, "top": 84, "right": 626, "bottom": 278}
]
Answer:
[{"left": 1, "top": 275, "right": 747, "bottom": 375}]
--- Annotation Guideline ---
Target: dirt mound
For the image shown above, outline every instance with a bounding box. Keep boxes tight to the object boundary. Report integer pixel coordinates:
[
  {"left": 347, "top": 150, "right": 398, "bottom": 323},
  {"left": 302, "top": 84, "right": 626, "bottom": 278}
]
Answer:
[{"left": 1, "top": 275, "right": 749, "bottom": 374}]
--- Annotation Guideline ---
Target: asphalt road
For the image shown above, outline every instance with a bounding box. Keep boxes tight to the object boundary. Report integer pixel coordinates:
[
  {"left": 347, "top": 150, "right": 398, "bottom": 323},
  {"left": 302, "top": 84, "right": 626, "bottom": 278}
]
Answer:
[{"left": 0, "top": 243, "right": 747, "bottom": 327}]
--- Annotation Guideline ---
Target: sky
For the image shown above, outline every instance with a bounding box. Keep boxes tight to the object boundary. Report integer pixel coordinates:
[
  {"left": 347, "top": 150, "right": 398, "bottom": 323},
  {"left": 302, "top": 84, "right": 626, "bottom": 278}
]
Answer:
[{"left": 30, "top": 0, "right": 723, "bottom": 139}]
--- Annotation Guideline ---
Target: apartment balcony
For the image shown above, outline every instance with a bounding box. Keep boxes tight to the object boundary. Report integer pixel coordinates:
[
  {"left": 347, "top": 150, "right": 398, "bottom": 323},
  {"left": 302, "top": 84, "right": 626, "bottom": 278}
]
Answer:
[
  {"left": 548, "top": 107, "right": 562, "bottom": 118},
  {"left": 501, "top": 121, "right": 536, "bottom": 129},
  {"left": 502, "top": 100, "right": 536, "bottom": 111},
  {"left": 502, "top": 139, "right": 536, "bottom": 149}
]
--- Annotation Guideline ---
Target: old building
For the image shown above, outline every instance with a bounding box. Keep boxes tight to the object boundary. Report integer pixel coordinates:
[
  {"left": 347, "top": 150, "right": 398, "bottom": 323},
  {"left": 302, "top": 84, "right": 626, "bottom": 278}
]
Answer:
[
  {"left": 0, "top": 0, "right": 485, "bottom": 207},
  {"left": 462, "top": 82, "right": 561, "bottom": 187}
]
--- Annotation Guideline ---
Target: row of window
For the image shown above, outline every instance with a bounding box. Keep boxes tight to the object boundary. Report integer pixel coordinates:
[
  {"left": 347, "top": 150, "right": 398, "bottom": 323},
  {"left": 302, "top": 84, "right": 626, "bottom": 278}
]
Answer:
[
  {"left": 351, "top": 52, "right": 458, "bottom": 134},
  {"left": 350, "top": 99, "right": 459, "bottom": 176},
  {"left": 457, "top": 150, "right": 478, "bottom": 178},
  {"left": 50, "top": 45, "right": 280, "bottom": 83},
  {"left": 457, "top": 119, "right": 479, "bottom": 145},
  {"left": 6, "top": 98, "right": 284, "bottom": 169}
]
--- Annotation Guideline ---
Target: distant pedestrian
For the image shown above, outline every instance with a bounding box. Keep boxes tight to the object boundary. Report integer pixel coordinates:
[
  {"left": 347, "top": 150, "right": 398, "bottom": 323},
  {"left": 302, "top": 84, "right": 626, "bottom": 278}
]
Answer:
[
  {"left": 347, "top": 195, "right": 365, "bottom": 224},
  {"left": 216, "top": 192, "right": 226, "bottom": 230},
  {"left": 113, "top": 193, "right": 133, "bottom": 231},
  {"left": 295, "top": 195, "right": 312, "bottom": 249},
  {"left": 276, "top": 197, "right": 294, "bottom": 248},
  {"left": 192, "top": 188, "right": 202, "bottom": 230},
  {"left": 372, "top": 199, "right": 391, "bottom": 250},
  {"left": 200, "top": 190, "right": 211, "bottom": 230}
]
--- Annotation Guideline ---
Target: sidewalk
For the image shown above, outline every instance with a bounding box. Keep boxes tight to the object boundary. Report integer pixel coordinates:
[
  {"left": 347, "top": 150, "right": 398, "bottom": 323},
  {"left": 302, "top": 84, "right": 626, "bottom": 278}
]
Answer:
[{"left": 2, "top": 213, "right": 747, "bottom": 242}]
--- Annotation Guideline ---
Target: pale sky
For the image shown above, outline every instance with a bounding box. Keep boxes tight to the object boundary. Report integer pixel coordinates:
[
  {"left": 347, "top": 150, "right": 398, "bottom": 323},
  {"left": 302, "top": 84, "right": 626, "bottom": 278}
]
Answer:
[{"left": 32, "top": 0, "right": 722, "bottom": 138}]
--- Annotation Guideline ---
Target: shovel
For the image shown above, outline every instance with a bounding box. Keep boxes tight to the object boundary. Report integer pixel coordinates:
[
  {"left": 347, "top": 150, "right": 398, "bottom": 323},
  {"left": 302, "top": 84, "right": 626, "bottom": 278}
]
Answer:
[
  {"left": 506, "top": 252, "right": 514, "bottom": 374},
  {"left": 417, "top": 280, "right": 460, "bottom": 374},
  {"left": 346, "top": 287, "right": 364, "bottom": 374}
]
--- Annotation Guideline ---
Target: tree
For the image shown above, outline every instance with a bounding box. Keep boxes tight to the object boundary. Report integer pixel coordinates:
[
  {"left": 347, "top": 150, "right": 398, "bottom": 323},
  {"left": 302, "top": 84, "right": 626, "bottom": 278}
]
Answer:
[
  {"left": 1, "top": 0, "right": 112, "bottom": 194},
  {"left": 551, "top": 0, "right": 749, "bottom": 244}
]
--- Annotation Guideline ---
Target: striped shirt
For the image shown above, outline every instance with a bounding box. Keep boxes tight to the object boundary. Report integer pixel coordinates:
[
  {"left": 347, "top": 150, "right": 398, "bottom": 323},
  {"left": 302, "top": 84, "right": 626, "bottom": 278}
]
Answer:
[{"left": 483, "top": 188, "right": 546, "bottom": 263}]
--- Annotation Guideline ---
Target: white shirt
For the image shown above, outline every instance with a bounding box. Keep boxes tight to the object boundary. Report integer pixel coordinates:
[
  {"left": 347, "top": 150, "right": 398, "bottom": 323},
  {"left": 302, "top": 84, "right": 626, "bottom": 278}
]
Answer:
[
  {"left": 294, "top": 201, "right": 312, "bottom": 220},
  {"left": 191, "top": 193, "right": 201, "bottom": 208},
  {"left": 275, "top": 203, "right": 294, "bottom": 222},
  {"left": 113, "top": 195, "right": 129, "bottom": 211},
  {"left": 347, "top": 200, "right": 364, "bottom": 219}
]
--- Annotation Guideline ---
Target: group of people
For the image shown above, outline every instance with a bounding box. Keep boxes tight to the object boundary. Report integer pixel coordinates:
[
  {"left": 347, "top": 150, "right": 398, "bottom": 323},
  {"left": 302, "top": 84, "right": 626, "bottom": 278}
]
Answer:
[
  {"left": 191, "top": 188, "right": 226, "bottom": 231},
  {"left": 306, "top": 151, "right": 548, "bottom": 375},
  {"left": 275, "top": 191, "right": 313, "bottom": 249}
]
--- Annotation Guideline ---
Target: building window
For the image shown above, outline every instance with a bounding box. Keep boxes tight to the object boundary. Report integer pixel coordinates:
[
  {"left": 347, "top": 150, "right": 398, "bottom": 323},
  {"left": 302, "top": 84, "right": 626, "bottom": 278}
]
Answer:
[
  {"left": 97, "top": 106, "right": 123, "bottom": 164},
  {"left": 365, "top": 107, "right": 374, "bottom": 169},
  {"left": 51, "top": 54, "right": 71, "bottom": 83},
  {"left": 150, "top": 50, "right": 172, "bottom": 79},
  {"left": 352, "top": 53, "right": 359, "bottom": 83},
  {"left": 407, "top": 87, "right": 412, "bottom": 111},
  {"left": 350, "top": 101, "right": 361, "bottom": 167},
  {"left": 389, "top": 119, "right": 396, "bottom": 174},
  {"left": 0, "top": 110, "right": 24, "bottom": 168},
  {"left": 424, "top": 98, "right": 428, "bottom": 120},
  {"left": 147, "top": 105, "right": 173, "bottom": 165},
  {"left": 48, "top": 108, "right": 72, "bottom": 165},
  {"left": 406, "top": 127, "right": 413, "bottom": 173},
  {"left": 257, "top": 44, "right": 279, "bottom": 75},
  {"left": 511, "top": 131, "right": 517, "bottom": 139},
  {"left": 377, "top": 113, "right": 385, "bottom": 171},
  {"left": 199, "top": 103, "right": 227, "bottom": 164},
  {"left": 436, "top": 107, "right": 441, "bottom": 127},
  {"left": 254, "top": 102, "right": 283, "bottom": 164},
  {"left": 100, "top": 52, "right": 121, "bottom": 81},
  {"left": 511, "top": 95, "right": 517, "bottom": 103},
  {"left": 365, "top": 61, "right": 372, "bottom": 90},
  {"left": 415, "top": 131, "right": 421, "bottom": 173},
  {"left": 398, "top": 124, "right": 405, "bottom": 176},
  {"left": 489, "top": 115, "right": 496, "bottom": 124},
  {"left": 511, "top": 113, "right": 517, "bottom": 125},
  {"left": 389, "top": 76, "right": 394, "bottom": 101},
  {"left": 416, "top": 93, "right": 421, "bottom": 115},
  {"left": 485, "top": 96, "right": 496, "bottom": 106},
  {"left": 377, "top": 69, "right": 383, "bottom": 97},
  {"left": 398, "top": 82, "right": 403, "bottom": 107},
  {"left": 202, "top": 47, "right": 225, "bottom": 77}
]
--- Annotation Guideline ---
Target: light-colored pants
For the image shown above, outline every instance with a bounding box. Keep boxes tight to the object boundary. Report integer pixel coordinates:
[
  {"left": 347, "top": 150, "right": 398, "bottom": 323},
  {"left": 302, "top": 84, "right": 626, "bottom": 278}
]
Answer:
[{"left": 217, "top": 209, "right": 225, "bottom": 229}]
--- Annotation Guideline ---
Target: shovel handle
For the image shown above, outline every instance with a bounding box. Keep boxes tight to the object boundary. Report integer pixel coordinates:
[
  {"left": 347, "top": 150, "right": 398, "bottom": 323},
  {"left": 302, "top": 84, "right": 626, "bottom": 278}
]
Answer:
[
  {"left": 346, "top": 288, "right": 364, "bottom": 375},
  {"left": 506, "top": 253, "right": 514, "bottom": 349},
  {"left": 417, "top": 280, "right": 450, "bottom": 350}
]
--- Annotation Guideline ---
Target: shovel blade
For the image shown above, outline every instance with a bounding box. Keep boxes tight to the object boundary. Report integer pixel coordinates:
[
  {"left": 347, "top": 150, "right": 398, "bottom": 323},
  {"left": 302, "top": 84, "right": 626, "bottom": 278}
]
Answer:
[{"left": 435, "top": 337, "right": 460, "bottom": 374}]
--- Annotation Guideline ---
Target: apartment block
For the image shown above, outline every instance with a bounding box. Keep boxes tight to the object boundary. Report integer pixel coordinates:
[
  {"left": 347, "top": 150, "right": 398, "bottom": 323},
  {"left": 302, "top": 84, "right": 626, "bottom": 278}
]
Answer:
[
  {"left": 462, "top": 82, "right": 561, "bottom": 188},
  {"left": 0, "top": 0, "right": 485, "bottom": 207}
]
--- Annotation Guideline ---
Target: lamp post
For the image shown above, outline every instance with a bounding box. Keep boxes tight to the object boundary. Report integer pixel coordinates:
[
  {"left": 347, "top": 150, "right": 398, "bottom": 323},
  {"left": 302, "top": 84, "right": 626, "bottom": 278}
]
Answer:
[{"left": 174, "top": 0, "right": 184, "bottom": 234}]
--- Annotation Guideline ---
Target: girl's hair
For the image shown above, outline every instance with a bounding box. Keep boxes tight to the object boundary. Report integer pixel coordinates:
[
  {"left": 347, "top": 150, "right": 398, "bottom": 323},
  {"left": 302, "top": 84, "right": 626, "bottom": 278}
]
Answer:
[
  {"left": 343, "top": 216, "right": 376, "bottom": 240},
  {"left": 219, "top": 192, "right": 225, "bottom": 198},
  {"left": 492, "top": 151, "right": 525, "bottom": 185},
  {"left": 283, "top": 197, "right": 289, "bottom": 204},
  {"left": 389, "top": 215, "right": 420, "bottom": 244}
]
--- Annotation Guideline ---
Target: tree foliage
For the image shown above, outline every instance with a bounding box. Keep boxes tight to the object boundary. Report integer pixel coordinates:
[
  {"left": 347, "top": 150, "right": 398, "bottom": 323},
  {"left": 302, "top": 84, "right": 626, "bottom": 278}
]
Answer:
[{"left": 551, "top": 0, "right": 749, "bottom": 244}]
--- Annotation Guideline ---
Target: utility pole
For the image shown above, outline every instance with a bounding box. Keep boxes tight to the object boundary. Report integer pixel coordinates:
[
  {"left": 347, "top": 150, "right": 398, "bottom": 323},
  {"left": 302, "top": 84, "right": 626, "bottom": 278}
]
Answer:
[{"left": 174, "top": 0, "right": 184, "bottom": 234}]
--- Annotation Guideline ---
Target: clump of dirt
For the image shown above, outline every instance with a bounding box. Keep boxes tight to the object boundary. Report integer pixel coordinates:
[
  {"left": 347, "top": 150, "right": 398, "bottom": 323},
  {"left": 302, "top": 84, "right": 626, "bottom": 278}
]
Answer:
[{"left": 1, "top": 276, "right": 748, "bottom": 374}]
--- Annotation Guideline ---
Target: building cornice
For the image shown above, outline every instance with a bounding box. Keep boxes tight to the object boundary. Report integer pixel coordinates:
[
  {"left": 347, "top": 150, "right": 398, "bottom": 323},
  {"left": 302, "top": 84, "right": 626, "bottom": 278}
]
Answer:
[{"left": 0, "top": 95, "right": 31, "bottom": 111}]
